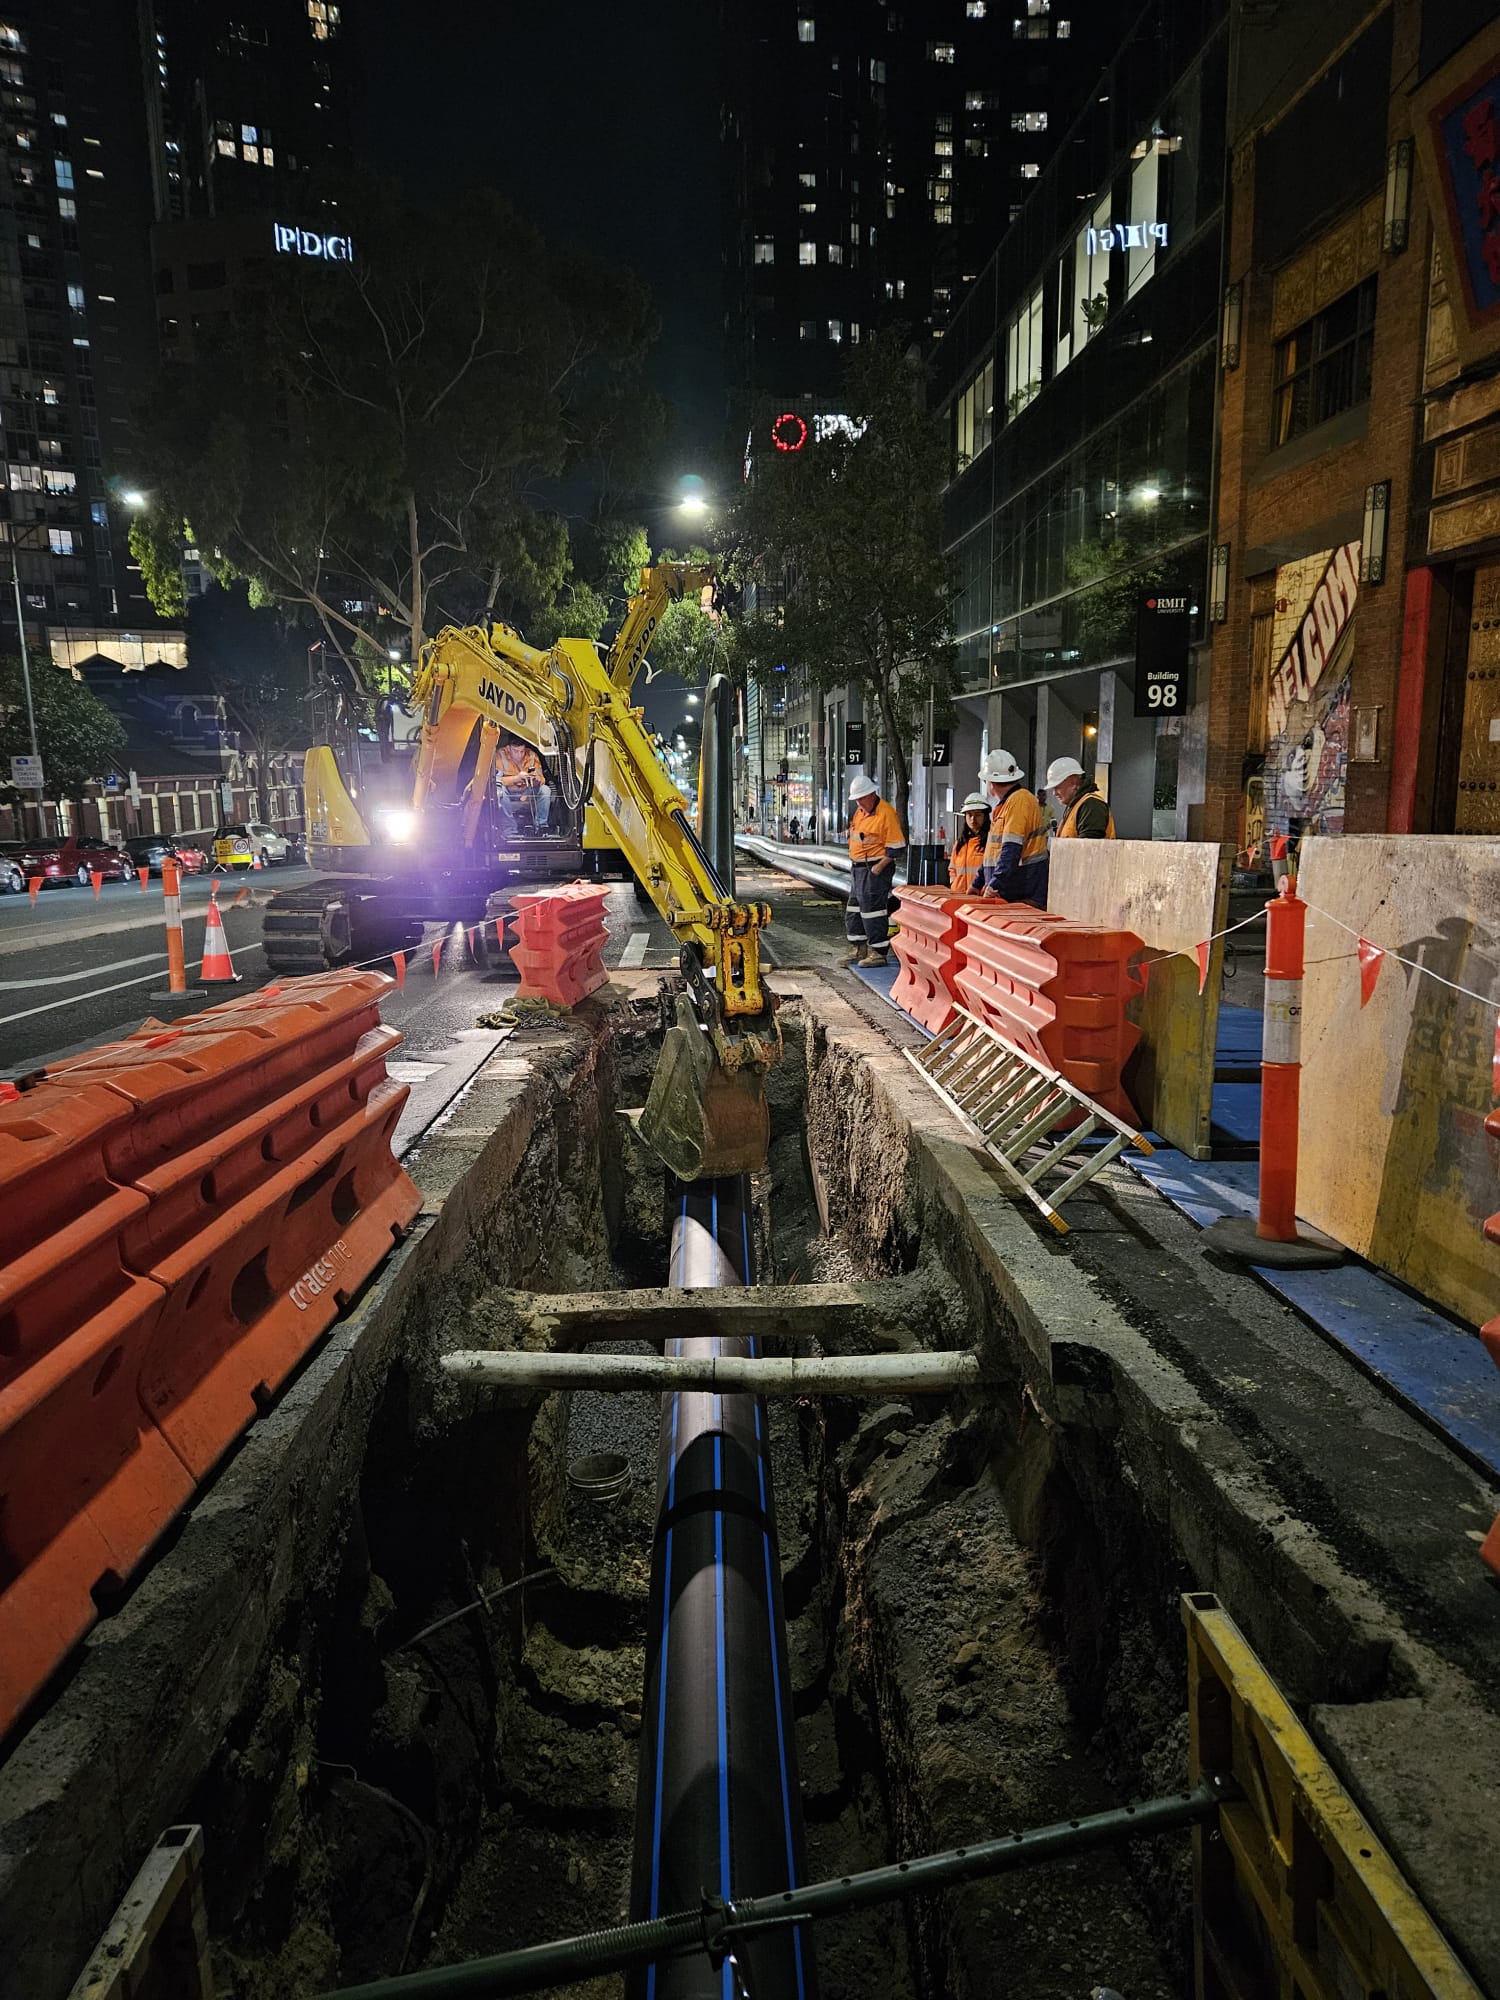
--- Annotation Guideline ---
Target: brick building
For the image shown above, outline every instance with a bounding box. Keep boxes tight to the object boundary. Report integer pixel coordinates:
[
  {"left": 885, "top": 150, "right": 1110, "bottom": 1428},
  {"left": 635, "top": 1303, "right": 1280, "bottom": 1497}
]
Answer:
[{"left": 1196, "top": 0, "right": 1500, "bottom": 849}]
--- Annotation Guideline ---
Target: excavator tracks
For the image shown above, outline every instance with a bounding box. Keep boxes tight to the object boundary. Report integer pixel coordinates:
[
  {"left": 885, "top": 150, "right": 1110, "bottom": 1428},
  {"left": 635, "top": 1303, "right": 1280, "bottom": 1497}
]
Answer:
[{"left": 262, "top": 881, "right": 421, "bottom": 975}]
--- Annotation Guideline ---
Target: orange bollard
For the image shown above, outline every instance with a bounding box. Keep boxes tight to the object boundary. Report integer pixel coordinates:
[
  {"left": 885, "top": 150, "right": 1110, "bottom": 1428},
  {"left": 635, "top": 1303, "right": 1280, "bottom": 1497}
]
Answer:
[
  {"left": 1258, "top": 883, "right": 1305, "bottom": 1242},
  {"left": 139, "top": 863, "right": 150, "bottom": 891},
  {"left": 161, "top": 857, "right": 187, "bottom": 993}
]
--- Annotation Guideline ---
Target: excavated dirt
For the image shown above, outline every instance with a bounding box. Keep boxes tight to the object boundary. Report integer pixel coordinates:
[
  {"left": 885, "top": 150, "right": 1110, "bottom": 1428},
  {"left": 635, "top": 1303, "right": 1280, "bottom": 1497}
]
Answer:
[{"left": 186, "top": 999, "right": 1191, "bottom": 1998}]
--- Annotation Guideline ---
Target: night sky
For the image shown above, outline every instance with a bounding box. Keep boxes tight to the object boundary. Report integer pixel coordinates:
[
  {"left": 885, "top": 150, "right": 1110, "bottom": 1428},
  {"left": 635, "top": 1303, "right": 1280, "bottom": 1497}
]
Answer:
[{"left": 356, "top": 0, "right": 726, "bottom": 467}]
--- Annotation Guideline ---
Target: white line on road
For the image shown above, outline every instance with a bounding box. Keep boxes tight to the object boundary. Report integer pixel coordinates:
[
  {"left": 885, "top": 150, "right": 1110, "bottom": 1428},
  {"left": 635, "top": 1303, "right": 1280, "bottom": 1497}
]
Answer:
[
  {"left": 0, "top": 952, "right": 165, "bottom": 991},
  {"left": 619, "top": 930, "right": 650, "bottom": 968},
  {"left": 0, "top": 939, "right": 262, "bottom": 1028}
]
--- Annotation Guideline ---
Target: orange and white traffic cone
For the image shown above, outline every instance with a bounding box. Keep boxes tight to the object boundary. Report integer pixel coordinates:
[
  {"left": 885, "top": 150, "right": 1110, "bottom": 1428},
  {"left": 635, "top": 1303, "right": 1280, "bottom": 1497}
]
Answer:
[
  {"left": 253, "top": 850, "right": 263, "bottom": 870},
  {"left": 199, "top": 883, "right": 240, "bottom": 984}
]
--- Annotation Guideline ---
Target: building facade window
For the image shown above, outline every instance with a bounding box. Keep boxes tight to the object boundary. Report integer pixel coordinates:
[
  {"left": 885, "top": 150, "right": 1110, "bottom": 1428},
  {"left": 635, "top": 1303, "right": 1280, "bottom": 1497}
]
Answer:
[
  {"left": 1006, "top": 286, "right": 1044, "bottom": 416},
  {"left": 799, "top": 319, "right": 817, "bottom": 340},
  {"left": 53, "top": 158, "right": 73, "bottom": 188},
  {"left": 799, "top": 241, "right": 816, "bottom": 265},
  {"left": 1271, "top": 277, "right": 1376, "bottom": 446},
  {"left": 48, "top": 527, "right": 74, "bottom": 554},
  {"left": 928, "top": 42, "right": 955, "bottom": 61},
  {"left": 1010, "top": 110, "right": 1048, "bottom": 132},
  {"left": 753, "top": 238, "right": 774, "bottom": 264},
  {"left": 797, "top": 16, "right": 815, "bottom": 39},
  {"left": 955, "top": 357, "right": 995, "bottom": 470}
]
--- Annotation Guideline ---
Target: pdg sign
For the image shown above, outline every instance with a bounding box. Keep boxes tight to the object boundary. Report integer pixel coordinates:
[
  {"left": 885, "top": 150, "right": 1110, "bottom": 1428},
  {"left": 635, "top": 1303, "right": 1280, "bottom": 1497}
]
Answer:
[{"left": 274, "top": 223, "right": 355, "bottom": 262}]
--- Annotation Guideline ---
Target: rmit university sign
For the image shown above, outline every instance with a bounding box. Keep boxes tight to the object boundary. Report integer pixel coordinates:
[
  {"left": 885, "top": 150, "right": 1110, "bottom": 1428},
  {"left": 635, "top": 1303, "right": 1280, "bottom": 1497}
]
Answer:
[
  {"left": 273, "top": 223, "right": 354, "bottom": 262},
  {"left": 1086, "top": 221, "right": 1168, "bottom": 254}
]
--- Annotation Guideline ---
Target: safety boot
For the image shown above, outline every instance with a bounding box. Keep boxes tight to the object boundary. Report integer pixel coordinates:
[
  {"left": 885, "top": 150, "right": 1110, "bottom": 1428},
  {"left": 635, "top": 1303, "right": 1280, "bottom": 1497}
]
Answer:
[
  {"left": 858, "top": 947, "right": 889, "bottom": 968},
  {"left": 841, "top": 943, "right": 865, "bottom": 966}
]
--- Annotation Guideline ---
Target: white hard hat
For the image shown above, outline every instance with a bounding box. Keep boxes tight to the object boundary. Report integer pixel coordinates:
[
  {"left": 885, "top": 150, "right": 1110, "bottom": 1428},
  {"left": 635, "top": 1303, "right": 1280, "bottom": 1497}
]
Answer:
[
  {"left": 960, "top": 792, "right": 989, "bottom": 813},
  {"left": 848, "top": 773, "right": 878, "bottom": 802},
  {"left": 981, "top": 749, "right": 1023, "bottom": 786},
  {"left": 1043, "top": 756, "right": 1085, "bottom": 789}
]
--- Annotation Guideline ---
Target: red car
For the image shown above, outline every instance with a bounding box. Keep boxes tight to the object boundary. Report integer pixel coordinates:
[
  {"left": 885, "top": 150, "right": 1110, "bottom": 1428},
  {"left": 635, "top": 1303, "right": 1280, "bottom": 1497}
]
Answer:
[
  {"left": 0, "top": 839, "right": 66, "bottom": 891},
  {"left": 55, "top": 837, "right": 137, "bottom": 886}
]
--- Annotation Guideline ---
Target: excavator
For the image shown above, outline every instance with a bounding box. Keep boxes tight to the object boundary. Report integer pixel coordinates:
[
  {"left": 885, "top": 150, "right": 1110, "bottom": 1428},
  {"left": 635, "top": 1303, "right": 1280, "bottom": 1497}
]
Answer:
[{"left": 262, "top": 565, "right": 778, "bottom": 1180}]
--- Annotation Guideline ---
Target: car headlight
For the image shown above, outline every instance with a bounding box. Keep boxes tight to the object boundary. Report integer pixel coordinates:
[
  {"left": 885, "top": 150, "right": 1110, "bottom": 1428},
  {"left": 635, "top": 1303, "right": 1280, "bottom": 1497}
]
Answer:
[{"left": 381, "top": 809, "right": 416, "bottom": 843}]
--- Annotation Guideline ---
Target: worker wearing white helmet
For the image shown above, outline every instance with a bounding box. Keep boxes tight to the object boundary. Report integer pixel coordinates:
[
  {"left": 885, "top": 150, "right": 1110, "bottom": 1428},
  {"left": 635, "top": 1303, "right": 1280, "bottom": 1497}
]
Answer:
[
  {"left": 948, "top": 791, "right": 990, "bottom": 896},
  {"left": 1043, "top": 756, "right": 1116, "bottom": 840},
  {"left": 843, "top": 771, "right": 905, "bottom": 966},
  {"left": 977, "top": 747, "right": 1047, "bottom": 906}
]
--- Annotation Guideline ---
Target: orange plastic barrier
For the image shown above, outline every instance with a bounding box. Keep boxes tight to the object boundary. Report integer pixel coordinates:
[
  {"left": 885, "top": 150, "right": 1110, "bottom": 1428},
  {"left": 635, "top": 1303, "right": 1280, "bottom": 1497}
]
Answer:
[
  {"left": 1482, "top": 1111, "right": 1500, "bottom": 1575},
  {"left": 0, "top": 971, "right": 418, "bottom": 1738},
  {"left": 509, "top": 882, "right": 610, "bottom": 1008},
  {"left": 949, "top": 903, "right": 1146, "bottom": 1122},
  {"left": 890, "top": 887, "right": 966, "bottom": 1034}
]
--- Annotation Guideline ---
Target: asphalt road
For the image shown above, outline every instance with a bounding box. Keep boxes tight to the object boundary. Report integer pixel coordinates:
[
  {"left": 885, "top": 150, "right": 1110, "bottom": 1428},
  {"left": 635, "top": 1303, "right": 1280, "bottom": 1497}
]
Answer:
[{"left": 0, "top": 862, "right": 850, "bottom": 1131}]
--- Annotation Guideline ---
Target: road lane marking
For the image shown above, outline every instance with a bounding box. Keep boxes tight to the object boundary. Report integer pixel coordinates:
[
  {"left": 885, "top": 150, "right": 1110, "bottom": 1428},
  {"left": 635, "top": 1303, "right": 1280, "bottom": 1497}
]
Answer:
[
  {"left": 0, "top": 952, "right": 165, "bottom": 991},
  {"left": 620, "top": 930, "right": 650, "bottom": 968},
  {"left": 0, "top": 940, "right": 263, "bottom": 1027}
]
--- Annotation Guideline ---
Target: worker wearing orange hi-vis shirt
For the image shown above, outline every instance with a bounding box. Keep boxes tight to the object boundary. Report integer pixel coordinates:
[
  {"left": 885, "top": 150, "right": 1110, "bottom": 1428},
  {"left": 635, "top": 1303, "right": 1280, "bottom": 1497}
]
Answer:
[
  {"left": 1044, "top": 757, "right": 1116, "bottom": 840},
  {"left": 844, "top": 773, "right": 904, "bottom": 967},
  {"left": 948, "top": 793, "right": 990, "bottom": 896},
  {"left": 978, "top": 748, "right": 1047, "bottom": 906},
  {"left": 496, "top": 735, "right": 553, "bottom": 832}
]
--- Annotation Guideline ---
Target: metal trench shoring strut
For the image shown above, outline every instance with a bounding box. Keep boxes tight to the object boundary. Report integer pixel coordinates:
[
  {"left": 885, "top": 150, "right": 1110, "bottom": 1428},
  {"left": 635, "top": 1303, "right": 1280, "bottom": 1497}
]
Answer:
[{"left": 311, "top": 1783, "right": 1229, "bottom": 2000}]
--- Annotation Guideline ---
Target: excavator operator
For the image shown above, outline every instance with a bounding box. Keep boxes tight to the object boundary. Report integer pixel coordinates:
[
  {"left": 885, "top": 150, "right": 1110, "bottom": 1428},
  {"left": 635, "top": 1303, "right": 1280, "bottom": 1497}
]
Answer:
[{"left": 496, "top": 732, "right": 553, "bottom": 834}]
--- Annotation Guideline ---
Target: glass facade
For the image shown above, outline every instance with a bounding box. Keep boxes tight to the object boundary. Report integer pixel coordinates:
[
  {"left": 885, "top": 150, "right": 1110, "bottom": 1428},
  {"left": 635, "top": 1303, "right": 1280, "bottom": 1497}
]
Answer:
[{"left": 932, "top": 1, "right": 1227, "bottom": 695}]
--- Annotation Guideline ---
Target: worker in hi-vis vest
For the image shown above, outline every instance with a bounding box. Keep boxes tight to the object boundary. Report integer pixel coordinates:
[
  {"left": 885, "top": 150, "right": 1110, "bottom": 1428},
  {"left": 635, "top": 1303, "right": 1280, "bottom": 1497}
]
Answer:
[
  {"left": 1044, "top": 757, "right": 1116, "bottom": 840},
  {"left": 948, "top": 793, "right": 990, "bottom": 896},
  {"left": 978, "top": 748, "right": 1047, "bottom": 906},
  {"left": 843, "top": 773, "right": 904, "bottom": 967}
]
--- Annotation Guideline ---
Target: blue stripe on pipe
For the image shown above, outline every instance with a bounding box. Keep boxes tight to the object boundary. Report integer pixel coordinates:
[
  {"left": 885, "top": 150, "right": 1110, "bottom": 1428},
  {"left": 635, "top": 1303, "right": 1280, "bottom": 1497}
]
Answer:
[
  {"left": 752, "top": 1397, "right": 809, "bottom": 1997},
  {"left": 645, "top": 1347, "right": 683, "bottom": 1997},
  {"left": 713, "top": 1432, "right": 733, "bottom": 2000}
]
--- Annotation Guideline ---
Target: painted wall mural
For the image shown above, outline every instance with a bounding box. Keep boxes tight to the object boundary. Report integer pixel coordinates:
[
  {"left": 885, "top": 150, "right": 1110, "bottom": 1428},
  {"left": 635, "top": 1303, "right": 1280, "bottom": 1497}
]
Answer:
[{"left": 1263, "top": 541, "right": 1359, "bottom": 838}]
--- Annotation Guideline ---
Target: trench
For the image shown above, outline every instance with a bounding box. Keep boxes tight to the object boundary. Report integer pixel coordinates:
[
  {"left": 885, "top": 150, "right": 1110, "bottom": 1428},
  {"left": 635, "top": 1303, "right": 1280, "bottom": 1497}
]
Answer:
[{"left": 190, "top": 998, "right": 1194, "bottom": 2000}]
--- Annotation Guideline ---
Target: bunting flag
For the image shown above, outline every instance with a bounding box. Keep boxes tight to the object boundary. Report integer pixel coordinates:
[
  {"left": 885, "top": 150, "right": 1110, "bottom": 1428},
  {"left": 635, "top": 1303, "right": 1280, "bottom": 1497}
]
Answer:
[
  {"left": 1356, "top": 938, "right": 1384, "bottom": 1008},
  {"left": 466, "top": 925, "right": 478, "bottom": 960},
  {"left": 431, "top": 937, "right": 444, "bottom": 978},
  {"left": 1269, "top": 832, "right": 1291, "bottom": 860},
  {"left": 1195, "top": 941, "right": 1210, "bottom": 994},
  {"left": 392, "top": 949, "right": 407, "bottom": 991},
  {"left": 90, "top": 871, "right": 103, "bottom": 899},
  {"left": 1245, "top": 843, "right": 1260, "bottom": 866},
  {"left": 229, "top": 884, "right": 249, "bottom": 909},
  {"left": 1136, "top": 959, "right": 1151, "bottom": 997}
]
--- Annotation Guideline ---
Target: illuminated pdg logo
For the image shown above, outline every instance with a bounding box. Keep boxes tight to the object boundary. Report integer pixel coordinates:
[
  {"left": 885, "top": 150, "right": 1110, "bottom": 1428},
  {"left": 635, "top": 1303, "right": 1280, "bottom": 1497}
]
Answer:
[{"left": 274, "top": 223, "right": 355, "bottom": 262}]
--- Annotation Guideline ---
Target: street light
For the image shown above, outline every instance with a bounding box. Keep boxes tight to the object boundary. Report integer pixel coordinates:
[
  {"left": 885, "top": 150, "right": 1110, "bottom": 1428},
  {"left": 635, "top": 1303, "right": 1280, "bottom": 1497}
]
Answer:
[
  {"left": 121, "top": 489, "right": 147, "bottom": 510},
  {"left": 679, "top": 493, "right": 708, "bottom": 518}
]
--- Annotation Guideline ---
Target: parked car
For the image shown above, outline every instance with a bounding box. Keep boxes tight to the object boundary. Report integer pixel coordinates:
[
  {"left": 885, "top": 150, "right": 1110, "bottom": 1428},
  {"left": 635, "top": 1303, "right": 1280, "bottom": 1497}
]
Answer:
[
  {"left": 213, "top": 821, "right": 292, "bottom": 868},
  {"left": 57, "top": 836, "right": 136, "bottom": 885},
  {"left": 123, "top": 834, "right": 209, "bottom": 876},
  {"left": 0, "top": 839, "right": 64, "bottom": 892}
]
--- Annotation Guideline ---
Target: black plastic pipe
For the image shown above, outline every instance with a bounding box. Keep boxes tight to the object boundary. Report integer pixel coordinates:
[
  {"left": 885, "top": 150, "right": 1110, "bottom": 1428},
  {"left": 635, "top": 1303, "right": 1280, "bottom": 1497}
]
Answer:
[
  {"left": 314, "top": 1784, "right": 1223, "bottom": 1999},
  {"left": 625, "top": 1176, "right": 816, "bottom": 2000},
  {"left": 697, "top": 672, "right": 736, "bottom": 897}
]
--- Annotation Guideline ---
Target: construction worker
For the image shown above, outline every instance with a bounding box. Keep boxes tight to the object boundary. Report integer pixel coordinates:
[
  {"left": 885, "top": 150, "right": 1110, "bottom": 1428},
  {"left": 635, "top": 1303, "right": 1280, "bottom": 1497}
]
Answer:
[
  {"left": 844, "top": 772, "right": 904, "bottom": 967},
  {"left": 1044, "top": 757, "right": 1116, "bottom": 840},
  {"left": 978, "top": 748, "right": 1047, "bottom": 906},
  {"left": 948, "top": 793, "right": 990, "bottom": 895},
  {"left": 496, "top": 734, "right": 553, "bottom": 833}
]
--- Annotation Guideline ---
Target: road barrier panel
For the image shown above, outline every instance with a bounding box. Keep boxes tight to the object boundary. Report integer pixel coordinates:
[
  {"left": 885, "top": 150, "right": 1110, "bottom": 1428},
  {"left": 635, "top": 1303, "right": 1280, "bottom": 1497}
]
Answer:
[
  {"left": 1481, "top": 1110, "right": 1500, "bottom": 1575},
  {"left": 0, "top": 972, "right": 418, "bottom": 1738},
  {"left": 889, "top": 887, "right": 967, "bottom": 1033},
  {"left": 949, "top": 902, "right": 1145, "bottom": 1123},
  {"left": 508, "top": 882, "right": 610, "bottom": 1009}
]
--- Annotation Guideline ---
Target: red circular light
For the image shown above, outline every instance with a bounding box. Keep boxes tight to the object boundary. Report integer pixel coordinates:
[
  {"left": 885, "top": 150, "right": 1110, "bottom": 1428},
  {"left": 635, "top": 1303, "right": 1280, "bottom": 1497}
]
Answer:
[{"left": 771, "top": 412, "right": 808, "bottom": 453}]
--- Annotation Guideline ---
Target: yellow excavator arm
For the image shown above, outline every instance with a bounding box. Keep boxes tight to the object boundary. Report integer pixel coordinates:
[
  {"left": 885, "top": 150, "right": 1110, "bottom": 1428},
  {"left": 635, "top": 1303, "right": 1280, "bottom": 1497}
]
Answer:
[{"left": 407, "top": 569, "right": 777, "bottom": 1177}]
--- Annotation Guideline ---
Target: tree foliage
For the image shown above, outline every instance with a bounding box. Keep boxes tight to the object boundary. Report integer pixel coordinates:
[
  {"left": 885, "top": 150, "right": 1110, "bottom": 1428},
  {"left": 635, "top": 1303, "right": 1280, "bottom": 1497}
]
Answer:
[
  {"left": 728, "top": 335, "right": 956, "bottom": 825},
  {"left": 0, "top": 657, "right": 125, "bottom": 796},
  {"left": 130, "top": 179, "right": 665, "bottom": 676},
  {"left": 186, "top": 583, "right": 315, "bottom": 815}
]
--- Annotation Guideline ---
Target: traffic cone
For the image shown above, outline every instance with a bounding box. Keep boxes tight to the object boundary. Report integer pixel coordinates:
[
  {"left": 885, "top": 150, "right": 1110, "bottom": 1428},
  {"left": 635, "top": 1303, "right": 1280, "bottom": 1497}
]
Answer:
[
  {"left": 90, "top": 870, "right": 103, "bottom": 899},
  {"left": 199, "top": 884, "right": 240, "bottom": 984},
  {"left": 253, "top": 850, "right": 263, "bottom": 870}
]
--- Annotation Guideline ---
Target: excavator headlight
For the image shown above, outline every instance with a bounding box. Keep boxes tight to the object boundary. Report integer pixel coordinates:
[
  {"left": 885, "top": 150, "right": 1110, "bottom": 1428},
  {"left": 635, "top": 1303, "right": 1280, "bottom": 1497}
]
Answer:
[{"left": 380, "top": 808, "right": 416, "bottom": 844}]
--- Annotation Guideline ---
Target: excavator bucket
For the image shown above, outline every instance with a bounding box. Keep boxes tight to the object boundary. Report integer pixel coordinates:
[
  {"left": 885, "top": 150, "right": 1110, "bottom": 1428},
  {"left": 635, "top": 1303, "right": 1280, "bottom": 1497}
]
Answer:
[{"left": 639, "top": 994, "right": 771, "bottom": 1183}]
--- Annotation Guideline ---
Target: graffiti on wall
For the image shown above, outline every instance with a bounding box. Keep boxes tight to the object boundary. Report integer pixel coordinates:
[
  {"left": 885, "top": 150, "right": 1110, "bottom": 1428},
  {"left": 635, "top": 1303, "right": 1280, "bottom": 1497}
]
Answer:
[{"left": 1264, "top": 541, "right": 1359, "bottom": 838}]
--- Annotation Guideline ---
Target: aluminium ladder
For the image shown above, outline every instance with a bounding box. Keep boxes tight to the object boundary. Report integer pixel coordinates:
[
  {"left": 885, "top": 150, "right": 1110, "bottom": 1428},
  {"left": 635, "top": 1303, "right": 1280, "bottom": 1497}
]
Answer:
[{"left": 904, "top": 1007, "right": 1154, "bottom": 1234}]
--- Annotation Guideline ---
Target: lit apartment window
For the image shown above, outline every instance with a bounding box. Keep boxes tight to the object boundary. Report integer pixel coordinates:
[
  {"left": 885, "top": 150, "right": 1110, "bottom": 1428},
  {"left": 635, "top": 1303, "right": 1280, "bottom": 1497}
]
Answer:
[
  {"left": 243, "top": 143, "right": 259, "bottom": 162},
  {"left": 24, "top": 231, "right": 39, "bottom": 247},
  {"left": 85, "top": 167, "right": 104, "bottom": 179},
  {"left": 827, "top": 243, "right": 842, "bottom": 263},
  {"left": 49, "top": 528, "right": 75, "bottom": 554},
  {"left": 799, "top": 241, "right": 816, "bottom": 265},
  {"left": 966, "top": 139, "right": 988, "bottom": 157},
  {"left": 797, "top": 16, "right": 815, "bottom": 39},
  {"left": 1272, "top": 277, "right": 1376, "bottom": 447},
  {"left": 1056, "top": 19, "right": 1070, "bottom": 34},
  {"left": 869, "top": 57, "right": 886, "bottom": 82},
  {"left": 262, "top": 146, "right": 275, "bottom": 166},
  {"left": 50, "top": 110, "right": 65, "bottom": 126},
  {"left": 828, "top": 319, "right": 843, "bottom": 342},
  {"left": 935, "top": 139, "right": 953, "bottom": 156},
  {"left": 1005, "top": 285, "right": 1044, "bottom": 416},
  {"left": 217, "top": 138, "right": 236, "bottom": 156},
  {"left": 1028, "top": 0, "right": 1049, "bottom": 11},
  {"left": 1012, "top": 16, "right": 1049, "bottom": 35},
  {"left": 800, "top": 200, "right": 817, "bottom": 214},
  {"left": 0, "top": 57, "right": 21, "bottom": 82},
  {"left": 1018, "top": 162, "right": 1039, "bottom": 179},
  {"left": 0, "top": 24, "right": 25, "bottom": 51},
  {"left": 954, "top": 356, "right": 995, "bottom": 469},
  {"left": 935, "top": 204, "right": 953, "bottom": 224},
  {"left": 928, "top": 41, "right": 955, "bottom": 61},
  {"left": 53, "top": 158, "right": 72, "bottom": 188},
  {"left": 936, "top": 113, "right": 953, "bottom": 132},
  {"left": 895, "top": 279, "right": 905, "bottom": 298},
  {"left": 41, "top": 381, "right": 58, "bottom": 404},
  {"left": 307, "top": 1, "right": 340, "bottom": 37},
  {"left": 66, "top": 284, "right": 84, "bottom": 310},
  {"left": 12, "top": 129, "right": 30, "bottom": 149},
  {"left": 241, "top": 124, "right": 257, "bottom": 144},
  {"left": 1011, "top": 110, "right": 1048, "bottom": 131},
  {"left": 43, "top": 469, "right": 76, "bottom": 494},
  {"left": 965, "top": 91, "right": 992, "bottom": 111},
  {"left": 966, "top": 0, "right": 987, "bottom": 13},
  {"left": 58, "top": 197, "right": 75, "bottom": 218},
  {"left": 799, "top": 171, "right": 816, "bottom": 187},
  {"left": 753, "top": 238, "right": 774, "bottom": 264},
  {"left": 850, "top": 323, "right": 861, "bottom": 343},
  {"left": 799, "top": 320, "right": 817, "bottom": 341},
  {"left": 8, "top": 464, "right": 39, "bottom": 490}
]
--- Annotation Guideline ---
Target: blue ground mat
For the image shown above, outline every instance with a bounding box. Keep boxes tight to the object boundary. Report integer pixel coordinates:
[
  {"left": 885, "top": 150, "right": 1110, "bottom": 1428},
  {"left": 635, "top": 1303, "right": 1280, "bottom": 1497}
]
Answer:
[
  {"left": 1210, "top": 1081, "right": 1261, "bottom": 1146},
  {"left": 1125, "top": 1151, "right": 1500, "bottom": 1482},
  {"left": 1215, "top": 1002, "right": 1263, "bottom": 1065},
  {"left": 851, "top": 959, "right": 904, "bottom": 1006}
]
